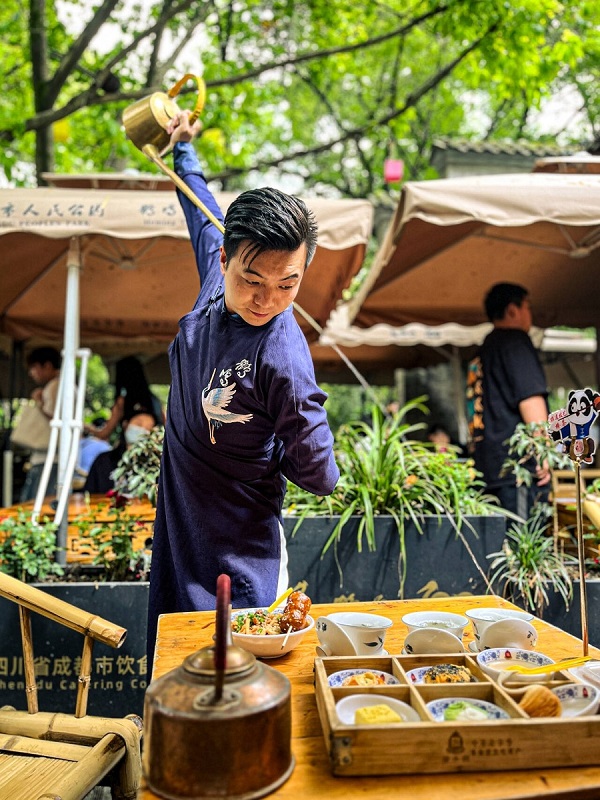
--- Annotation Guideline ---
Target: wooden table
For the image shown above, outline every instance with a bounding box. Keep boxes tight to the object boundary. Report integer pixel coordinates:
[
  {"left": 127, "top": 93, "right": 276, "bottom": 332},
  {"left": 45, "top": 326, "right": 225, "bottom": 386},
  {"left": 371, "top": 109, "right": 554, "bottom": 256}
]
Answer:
[{"left": 139, "top": 595, "right": 600, "bottom": 800}]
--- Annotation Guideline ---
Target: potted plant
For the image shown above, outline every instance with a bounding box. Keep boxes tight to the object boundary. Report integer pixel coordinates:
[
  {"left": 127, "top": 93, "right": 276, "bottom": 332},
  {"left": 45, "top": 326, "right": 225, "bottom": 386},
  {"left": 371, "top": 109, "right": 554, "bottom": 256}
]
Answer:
[
  {"left": 283, "top": 398, "right": 507, "bottom": 603},
  {"left": 487, "top": 504, "right": 575, "bottom": 618}
]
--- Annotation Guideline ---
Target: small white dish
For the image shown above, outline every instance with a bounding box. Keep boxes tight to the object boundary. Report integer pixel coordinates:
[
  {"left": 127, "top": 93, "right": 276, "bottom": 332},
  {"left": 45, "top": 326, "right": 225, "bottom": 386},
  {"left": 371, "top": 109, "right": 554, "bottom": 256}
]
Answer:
[
  {"left": 404, "top": 628, "right": 465, "bottom": 655},
  {"left": 426, "top": 696, "right": 509, "bottom": 722},
  {"left": 336, "top": 693, "right": 420, "bottom": 724},
  {"left": 476, "top": 648, "right": 555, "bottom": 683},
  {"left": 328, "top": 668, "right": 400, "bottom": 687},
  {"left": 552, "top": 682, "right": 600, "bottom": 717},
  {"left": 401, "top": 611, "right": 468, "bottom": 638},
  {"left": 480, "top": 619, "right": 538, "bottom": 651},
  {"left": 405, "top": 664, "right": 478, "bottom": 685}
]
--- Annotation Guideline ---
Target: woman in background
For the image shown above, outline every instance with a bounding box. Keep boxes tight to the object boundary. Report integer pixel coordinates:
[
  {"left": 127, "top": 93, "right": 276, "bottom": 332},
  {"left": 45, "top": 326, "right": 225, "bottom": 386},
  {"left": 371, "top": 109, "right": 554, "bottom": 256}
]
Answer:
[{"left": 87, "top": 356, "right": 164, "bottom": 441}]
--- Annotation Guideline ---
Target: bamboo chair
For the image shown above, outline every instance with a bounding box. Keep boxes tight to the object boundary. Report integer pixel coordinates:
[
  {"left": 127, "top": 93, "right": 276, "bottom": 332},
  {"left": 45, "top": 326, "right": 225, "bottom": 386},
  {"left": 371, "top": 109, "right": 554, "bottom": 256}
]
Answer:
[{"left": 0, "top": 572, "right": 142, "bottom": 800}]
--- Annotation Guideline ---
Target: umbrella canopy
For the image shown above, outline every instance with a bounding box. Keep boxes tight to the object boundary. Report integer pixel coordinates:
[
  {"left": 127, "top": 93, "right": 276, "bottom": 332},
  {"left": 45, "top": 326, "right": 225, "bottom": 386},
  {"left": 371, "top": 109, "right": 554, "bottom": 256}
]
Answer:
[
  {"left": 0, "top": 182, "right": 372, "bottom": 348},
  {"left": 348, "top": 172, "right": 600, "bottom": 331}
]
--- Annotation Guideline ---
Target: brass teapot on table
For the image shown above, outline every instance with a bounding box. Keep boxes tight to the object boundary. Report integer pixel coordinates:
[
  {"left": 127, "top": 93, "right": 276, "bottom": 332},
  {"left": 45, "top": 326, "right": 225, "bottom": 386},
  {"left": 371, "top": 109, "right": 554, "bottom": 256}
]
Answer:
[
  {"left": 143, "top": 574, "right": 294, "bottom": 800},
  {"left": 122, "top": 73, "right": 224, "bottom": 233}
]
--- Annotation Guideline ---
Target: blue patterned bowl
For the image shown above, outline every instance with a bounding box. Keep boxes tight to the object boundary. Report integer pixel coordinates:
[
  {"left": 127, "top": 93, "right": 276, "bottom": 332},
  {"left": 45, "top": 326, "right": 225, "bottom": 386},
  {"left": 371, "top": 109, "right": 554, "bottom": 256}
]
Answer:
[
  {"left": 426, "top": 697, "right": 510, "bottom": 722},
  {"left": 476, "top": 648, "right": 555, "bottom": 683},
  {"left": 552, "top": 682, "right": 600, "bottom": 717}
]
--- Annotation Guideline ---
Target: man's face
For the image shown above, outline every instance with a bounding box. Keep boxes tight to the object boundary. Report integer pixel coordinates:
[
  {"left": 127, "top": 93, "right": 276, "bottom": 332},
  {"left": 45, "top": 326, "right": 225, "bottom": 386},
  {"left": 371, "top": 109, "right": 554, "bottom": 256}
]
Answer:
[
  {"left": 220, "top": 241, "right": 307, "bottom": 326},
  {"left": 28, "top": 361, "right": 54, "bottom": 385},
  {"left": 511, "top": 298, "right": 533, "bottom": 332}
]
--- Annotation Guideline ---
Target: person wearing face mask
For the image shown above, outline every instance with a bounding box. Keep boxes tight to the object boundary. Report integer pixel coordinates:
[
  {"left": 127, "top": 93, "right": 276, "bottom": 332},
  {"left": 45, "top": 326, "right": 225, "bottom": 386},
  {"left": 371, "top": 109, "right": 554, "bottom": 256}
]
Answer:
[{"left": 83, "top": 412, "right": 157, "bottom": 495}]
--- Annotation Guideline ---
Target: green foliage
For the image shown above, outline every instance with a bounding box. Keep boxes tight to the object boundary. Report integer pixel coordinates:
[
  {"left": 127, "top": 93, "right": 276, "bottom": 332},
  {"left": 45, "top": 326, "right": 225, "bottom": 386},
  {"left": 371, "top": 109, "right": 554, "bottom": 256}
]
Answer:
[
  {"left": 488, "top": 504, "right": 574, "bottom": 616},
  {"left": 501, "top": 422, "right": 572, "bottom": 487},
  {"left": 111, "top": 426, "right": 164, "bottom": 507},
  {"left": 285, "top": 397, "right": 502, "bottom": 594},
  {"left": 2, "top": 0, "right": 598, "bottom": 189},
  {"left": 0, "top": 511, "right": 64, "bottom": 582},
  {"left": 74, "top": 502, "right": 151, "bottom": 583}
]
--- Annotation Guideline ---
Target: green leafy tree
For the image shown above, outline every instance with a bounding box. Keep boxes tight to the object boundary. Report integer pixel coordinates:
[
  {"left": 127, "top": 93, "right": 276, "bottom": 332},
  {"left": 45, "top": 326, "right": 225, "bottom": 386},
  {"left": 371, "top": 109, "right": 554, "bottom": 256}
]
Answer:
[{"left": 1, "top": 0, "right": 598, "bottom": 190}]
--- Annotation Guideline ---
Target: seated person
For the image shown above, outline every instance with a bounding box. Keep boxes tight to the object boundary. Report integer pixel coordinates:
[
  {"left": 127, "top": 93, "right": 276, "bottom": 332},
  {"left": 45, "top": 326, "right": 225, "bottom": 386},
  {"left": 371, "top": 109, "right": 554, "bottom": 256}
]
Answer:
[
  {"left": 83, "top": 412, "right": 156, "bottom": 495},
  {"left": 427, "top": 422, "right": 467, "bottom": 457}
]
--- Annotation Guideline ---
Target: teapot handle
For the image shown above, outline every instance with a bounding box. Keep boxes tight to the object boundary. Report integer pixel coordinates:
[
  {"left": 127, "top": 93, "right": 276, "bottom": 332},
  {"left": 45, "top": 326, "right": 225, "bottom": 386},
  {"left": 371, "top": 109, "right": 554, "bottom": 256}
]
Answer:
[
  {"left": 168, "top": 73, "right": 206, "bottom": 125},
  {"left": 214, "top": 573, "right": 231, "bottom": 702}
]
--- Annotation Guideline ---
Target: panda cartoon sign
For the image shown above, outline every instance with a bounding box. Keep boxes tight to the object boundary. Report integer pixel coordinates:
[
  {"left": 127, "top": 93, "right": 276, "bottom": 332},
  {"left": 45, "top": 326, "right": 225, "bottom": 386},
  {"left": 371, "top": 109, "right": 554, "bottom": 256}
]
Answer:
[{"left": 548, "top": 388, "right": 600, "bottom": 464}]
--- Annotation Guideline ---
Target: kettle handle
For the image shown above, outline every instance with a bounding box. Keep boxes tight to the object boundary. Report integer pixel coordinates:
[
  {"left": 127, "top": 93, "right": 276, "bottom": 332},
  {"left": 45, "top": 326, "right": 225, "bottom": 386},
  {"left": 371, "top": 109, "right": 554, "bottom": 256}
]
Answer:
[
  {"left": 167, "top": 73, "right": 206, "bottom": 125},
  {"left": 214, "top": 573, "right": 231, "bottom": 701}
]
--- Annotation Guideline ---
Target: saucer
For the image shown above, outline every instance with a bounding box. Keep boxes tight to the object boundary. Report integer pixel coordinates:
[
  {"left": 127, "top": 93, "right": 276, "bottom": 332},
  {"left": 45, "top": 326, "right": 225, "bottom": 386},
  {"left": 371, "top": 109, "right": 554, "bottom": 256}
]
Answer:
[{"left": 404, "top": 628, "right": 465, "bottom": 655}]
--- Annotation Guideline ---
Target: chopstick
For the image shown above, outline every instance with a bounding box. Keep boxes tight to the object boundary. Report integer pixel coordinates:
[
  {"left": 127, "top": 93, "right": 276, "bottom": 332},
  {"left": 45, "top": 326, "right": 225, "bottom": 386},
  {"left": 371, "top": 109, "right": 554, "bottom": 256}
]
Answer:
[
  {"left": 281, "top": 625, "right": 293, "bottom": 650},
  {"left": 268, "top": 588, "right": 292, "bottom": 613}
]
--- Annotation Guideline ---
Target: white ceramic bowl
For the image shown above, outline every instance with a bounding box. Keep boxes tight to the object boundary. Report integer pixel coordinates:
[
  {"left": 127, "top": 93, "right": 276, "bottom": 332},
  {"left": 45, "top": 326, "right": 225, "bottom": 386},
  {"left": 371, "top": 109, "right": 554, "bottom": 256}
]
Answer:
[
  {"left": 476, "top": 648, "right": 555, "bottom": 683},
  {"left": 328, "top": 668, "right": 400, "bottom": 687},
  {"left": 552, "top": 682, "right": 600, "bottom": 717},
  {"left": 401, "top": 611, "right": 468, "bottom": 638},
  {"left": 479, "top": 619, "right": 538, "bottom": 651},
  {"left": 335, "top": 693, "right": 420, "bottom": 724},
  {"left": 231, "top": 608, "right": 314, "bottom": 658},
  {"left": 426, "top": 697, "right": 510, "bottom": 722}
]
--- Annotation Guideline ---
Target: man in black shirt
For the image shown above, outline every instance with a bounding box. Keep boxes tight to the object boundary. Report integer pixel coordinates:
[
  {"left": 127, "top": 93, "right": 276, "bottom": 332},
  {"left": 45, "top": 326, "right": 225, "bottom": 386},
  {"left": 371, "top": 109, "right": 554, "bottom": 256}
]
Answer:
[{"left": 467, "top": 283, "right": 550, "bottom": 518}]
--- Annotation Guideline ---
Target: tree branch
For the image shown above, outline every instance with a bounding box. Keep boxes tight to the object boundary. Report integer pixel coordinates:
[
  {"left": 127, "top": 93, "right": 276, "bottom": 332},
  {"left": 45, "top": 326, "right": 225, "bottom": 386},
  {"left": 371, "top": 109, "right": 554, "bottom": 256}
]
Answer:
[
  {"left": 46, "top": 0, "right": 120, "bottom": 106},
  {"left": 207, "top": 22, "right": 499, "bottom": 183}
]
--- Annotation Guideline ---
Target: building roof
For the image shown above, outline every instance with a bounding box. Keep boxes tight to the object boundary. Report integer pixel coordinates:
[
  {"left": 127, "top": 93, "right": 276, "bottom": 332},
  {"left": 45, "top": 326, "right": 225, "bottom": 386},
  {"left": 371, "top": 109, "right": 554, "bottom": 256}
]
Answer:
[{"left": 432, "top": 138, "right": 575, "bottom": 158}]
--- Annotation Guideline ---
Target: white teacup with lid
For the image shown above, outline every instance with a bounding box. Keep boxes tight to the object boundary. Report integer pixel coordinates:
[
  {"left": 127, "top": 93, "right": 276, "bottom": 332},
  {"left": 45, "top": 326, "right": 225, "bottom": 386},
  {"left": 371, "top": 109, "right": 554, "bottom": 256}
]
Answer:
[
  {"left": 465, "top": 607, "right": 534, "bottom": 651},
  {"left": 316, "top": 611, "right": 392, "bottom": 656}
]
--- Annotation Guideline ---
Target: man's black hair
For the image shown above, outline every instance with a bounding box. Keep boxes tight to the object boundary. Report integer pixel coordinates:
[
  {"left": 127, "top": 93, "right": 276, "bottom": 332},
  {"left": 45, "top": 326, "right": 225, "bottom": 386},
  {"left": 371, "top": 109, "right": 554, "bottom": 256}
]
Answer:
[
  {"left": 26, "top": 346, "right": 61, "bottom": 369},
  {"left": 484, "top": 283, "right": 529, "bottom": 322},
  {"left": 223, "top": 187, "right": 318, "bottom": 268}
]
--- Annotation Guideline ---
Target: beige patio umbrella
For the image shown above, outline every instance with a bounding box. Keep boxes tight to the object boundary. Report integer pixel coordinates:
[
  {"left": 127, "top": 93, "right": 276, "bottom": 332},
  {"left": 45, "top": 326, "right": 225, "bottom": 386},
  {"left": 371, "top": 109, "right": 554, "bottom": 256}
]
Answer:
[
  {"left": 348, "top": 172, "right": 600, "bottom": 332},
  {"left": 0, "top": 176, "right": 372, "bottom": 532}
]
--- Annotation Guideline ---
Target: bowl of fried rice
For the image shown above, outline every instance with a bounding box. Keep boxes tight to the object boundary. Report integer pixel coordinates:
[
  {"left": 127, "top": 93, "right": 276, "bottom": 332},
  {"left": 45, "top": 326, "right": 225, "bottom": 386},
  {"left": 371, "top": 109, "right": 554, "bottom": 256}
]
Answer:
[{"left": 230, "top": 607, "right": 315, "bottom": 659}]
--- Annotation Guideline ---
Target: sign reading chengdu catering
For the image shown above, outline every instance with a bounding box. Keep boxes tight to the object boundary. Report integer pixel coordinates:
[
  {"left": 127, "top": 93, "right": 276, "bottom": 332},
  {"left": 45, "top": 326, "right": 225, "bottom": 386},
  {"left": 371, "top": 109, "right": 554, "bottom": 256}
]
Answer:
[{"left": 0, "top": 583, "right": 149, "bottom": 717}]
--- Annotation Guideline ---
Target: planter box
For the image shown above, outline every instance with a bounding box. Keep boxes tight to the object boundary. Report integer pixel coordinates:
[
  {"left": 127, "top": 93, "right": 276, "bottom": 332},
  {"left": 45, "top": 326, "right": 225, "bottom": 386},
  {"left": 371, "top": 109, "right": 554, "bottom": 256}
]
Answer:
[
  {"left": 542, "top": 579, "right": 600, "bottom": 648},
  {"left": 283, "top": 514, "right": 506, "bottom": 604},
  {"left": 0, "top": 581, "right": 149, "bottom": 717}
]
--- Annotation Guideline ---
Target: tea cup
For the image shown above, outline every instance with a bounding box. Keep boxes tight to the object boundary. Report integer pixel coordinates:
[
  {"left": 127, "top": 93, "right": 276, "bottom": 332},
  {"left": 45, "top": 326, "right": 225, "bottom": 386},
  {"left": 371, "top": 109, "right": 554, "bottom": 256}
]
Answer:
[
  {"left": 465, "top": 608, "right": 534, "bottom": 651},
  {"left": 316, "top": 611, "right": 392, "bottom": 656}
]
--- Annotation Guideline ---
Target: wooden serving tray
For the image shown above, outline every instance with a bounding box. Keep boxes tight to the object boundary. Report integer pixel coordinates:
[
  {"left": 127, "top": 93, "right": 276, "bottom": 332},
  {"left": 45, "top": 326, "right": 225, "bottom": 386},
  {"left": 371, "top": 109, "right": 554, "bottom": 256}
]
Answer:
[{"left": 314, "top": 654, "right": 600, "bottom": 775}]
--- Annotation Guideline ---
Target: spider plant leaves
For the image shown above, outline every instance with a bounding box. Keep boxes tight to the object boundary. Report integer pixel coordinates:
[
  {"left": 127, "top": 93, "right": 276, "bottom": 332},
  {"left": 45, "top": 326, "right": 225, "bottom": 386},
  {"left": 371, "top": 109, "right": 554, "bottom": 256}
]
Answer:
[{"left": 285, "top": 398, "right": 503, "bottom": 596}]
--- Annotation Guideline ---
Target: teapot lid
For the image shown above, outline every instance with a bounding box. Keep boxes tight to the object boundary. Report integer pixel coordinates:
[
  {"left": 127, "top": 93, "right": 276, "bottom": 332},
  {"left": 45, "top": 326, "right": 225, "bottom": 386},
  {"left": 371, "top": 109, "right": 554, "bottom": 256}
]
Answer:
[{"left": 183, "top": 643, "right": 255, "bottom": 678}]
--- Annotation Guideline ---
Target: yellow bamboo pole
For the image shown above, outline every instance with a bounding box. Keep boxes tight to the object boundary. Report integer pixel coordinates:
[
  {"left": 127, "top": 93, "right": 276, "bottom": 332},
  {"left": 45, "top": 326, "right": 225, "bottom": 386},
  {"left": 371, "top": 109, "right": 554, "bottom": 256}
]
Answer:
[
  {"left": 18, "top": 607, "right": 38, "bottom": 714},
  {"left": 75, "top": 636, "right": 94, "bottom": 718},
  {"left": 0, "top": 572, "right": 126, "bottom": 648}
]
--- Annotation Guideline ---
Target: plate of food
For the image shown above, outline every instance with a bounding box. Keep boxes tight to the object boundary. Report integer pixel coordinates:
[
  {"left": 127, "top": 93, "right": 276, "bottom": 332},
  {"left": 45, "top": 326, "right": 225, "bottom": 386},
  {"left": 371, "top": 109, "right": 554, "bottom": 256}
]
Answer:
[
  {"left": 328, "top": 668, "right": 400, "bottom": 687},
  {"left": 405, "top": 663, "right": 478, "bottom": 685},
  {"left": 426, "top": 697, "right": 510, "bottom": 722}
]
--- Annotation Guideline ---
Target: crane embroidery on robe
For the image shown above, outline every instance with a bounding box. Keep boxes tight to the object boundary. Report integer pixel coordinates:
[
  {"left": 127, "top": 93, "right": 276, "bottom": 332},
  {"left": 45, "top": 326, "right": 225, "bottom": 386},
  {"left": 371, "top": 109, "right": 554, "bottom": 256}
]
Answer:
[{"left": 202, "top": 368, "right": 253, "bottom": 444}]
